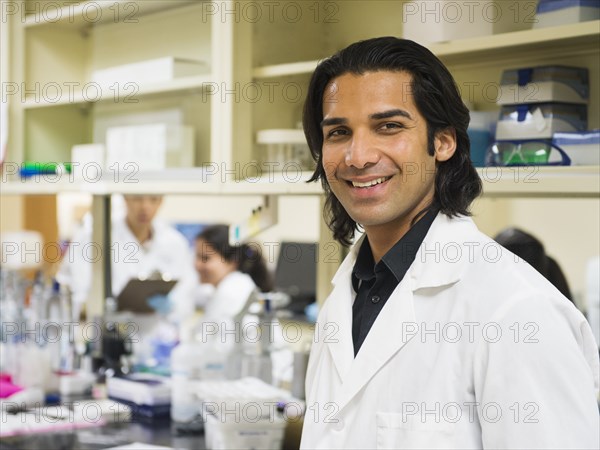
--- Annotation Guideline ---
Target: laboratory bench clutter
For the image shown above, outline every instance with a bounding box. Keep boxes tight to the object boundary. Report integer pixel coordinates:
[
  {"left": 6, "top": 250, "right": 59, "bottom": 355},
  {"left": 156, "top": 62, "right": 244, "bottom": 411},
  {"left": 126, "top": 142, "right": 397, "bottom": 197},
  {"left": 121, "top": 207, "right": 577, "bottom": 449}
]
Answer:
[{"left": 0, "top": 260, "right": 311, "bottom": 449}]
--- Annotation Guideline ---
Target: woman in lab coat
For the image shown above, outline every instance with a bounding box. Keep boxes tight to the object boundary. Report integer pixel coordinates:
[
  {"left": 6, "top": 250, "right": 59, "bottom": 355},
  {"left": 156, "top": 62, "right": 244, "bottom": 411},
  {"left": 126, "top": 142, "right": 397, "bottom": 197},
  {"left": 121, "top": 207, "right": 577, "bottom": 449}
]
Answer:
[
  {"left": 194, "top": 224, "right": 273, "bottom": 320},
  {"left": 299, "top": 37, "right": 599, "bottom": 449}
]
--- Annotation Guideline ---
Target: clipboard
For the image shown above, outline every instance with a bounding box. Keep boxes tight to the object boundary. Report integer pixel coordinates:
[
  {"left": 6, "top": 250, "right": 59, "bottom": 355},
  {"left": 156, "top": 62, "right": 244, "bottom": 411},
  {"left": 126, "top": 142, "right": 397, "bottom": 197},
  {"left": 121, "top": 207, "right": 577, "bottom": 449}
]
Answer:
[{"left": 117, "top": 278, "right": 178, "bottom": 314}]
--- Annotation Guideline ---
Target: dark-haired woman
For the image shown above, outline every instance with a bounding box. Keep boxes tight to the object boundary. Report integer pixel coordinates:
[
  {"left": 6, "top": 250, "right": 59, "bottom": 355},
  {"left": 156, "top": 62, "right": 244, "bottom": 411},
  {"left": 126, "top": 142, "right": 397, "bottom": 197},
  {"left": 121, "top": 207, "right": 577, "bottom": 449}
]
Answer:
[{"left": 194, "top": 224, "right": 273, "bottom": 320}]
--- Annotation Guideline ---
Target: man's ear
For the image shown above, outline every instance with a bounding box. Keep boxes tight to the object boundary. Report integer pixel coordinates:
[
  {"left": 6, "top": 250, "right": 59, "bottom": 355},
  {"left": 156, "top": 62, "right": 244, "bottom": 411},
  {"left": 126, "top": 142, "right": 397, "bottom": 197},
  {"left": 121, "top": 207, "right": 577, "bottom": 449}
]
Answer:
[{"left": 434, "top": 127, "right": 457, "bottom": 162}]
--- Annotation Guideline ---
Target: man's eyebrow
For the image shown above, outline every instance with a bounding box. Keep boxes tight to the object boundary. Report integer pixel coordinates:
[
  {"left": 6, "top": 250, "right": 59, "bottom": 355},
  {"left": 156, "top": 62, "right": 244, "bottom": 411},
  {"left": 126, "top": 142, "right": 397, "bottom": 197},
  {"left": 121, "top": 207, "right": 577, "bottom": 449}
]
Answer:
[
  {"left": 370, "top": 109, "right": 413, "bottom": 120},
  {"left": 321, "top": 117, "right": 347, "bottom": 128}
]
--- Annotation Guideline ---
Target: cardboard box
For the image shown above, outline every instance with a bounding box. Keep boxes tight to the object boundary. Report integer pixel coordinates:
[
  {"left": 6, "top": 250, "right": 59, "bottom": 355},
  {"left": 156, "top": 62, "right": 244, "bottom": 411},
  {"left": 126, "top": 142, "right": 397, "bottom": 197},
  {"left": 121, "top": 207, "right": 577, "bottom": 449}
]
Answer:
[
  {"left": 106, "top": 124, "right": 195, "bottom": 172},
  {"left": 402, "top": 1, "right": 532, "bottom": 44},
  {"left": 92, "top": 57, "right": 208, "bottom": 86}
]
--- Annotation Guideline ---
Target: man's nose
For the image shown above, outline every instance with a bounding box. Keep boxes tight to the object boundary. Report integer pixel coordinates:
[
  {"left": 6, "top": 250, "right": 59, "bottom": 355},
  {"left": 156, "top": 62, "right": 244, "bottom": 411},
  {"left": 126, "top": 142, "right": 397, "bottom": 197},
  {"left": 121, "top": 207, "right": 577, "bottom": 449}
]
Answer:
[{"left": 344, "top": 130, "right": 380, "bottom": 169}]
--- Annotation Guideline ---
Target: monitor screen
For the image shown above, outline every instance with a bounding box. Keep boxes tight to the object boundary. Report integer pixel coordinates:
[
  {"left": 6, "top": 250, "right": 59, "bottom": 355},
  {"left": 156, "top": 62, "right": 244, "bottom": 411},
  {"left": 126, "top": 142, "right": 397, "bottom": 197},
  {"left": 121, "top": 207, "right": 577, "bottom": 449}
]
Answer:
[{"left": 274, "top": 242, "right": 317, "bottom": 313}]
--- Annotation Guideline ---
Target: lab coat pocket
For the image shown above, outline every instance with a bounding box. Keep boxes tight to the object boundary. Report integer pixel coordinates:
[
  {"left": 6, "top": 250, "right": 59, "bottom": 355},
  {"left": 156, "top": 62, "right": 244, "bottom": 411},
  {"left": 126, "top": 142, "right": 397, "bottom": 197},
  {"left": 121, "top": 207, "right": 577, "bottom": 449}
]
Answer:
[{"left": 376, "top": 412, "right": 454, "bottom": 450}]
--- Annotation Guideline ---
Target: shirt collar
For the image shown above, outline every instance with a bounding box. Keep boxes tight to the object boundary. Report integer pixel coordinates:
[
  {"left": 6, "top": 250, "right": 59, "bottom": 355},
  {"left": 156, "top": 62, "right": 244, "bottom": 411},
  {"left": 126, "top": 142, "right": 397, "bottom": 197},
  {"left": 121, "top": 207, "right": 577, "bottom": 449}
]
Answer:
[{"left": 382, "top": 207, "right": 439, "bottom": 282}]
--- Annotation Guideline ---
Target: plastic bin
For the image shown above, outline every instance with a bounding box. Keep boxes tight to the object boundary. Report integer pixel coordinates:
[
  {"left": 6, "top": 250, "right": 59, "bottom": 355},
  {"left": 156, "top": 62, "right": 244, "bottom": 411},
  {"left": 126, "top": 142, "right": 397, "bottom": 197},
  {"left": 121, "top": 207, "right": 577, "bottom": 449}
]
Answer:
[{"left": 497, "top": 66, "right": 589, "bottom": 105}]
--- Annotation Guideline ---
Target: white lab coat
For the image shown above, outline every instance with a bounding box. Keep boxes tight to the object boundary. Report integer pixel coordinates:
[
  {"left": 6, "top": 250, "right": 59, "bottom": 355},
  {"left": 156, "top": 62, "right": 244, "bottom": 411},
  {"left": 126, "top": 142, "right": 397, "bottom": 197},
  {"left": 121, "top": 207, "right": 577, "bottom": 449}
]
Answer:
[
  {"left": 202, "top": 271, "right": 256, "bottom": 321},
  {"left": 198, "top": 271, "right": 293, "bottom": 384},
  {"left": 57, "top": 217, "right": 197, "bottom": 322},
  {"left": 300, "top": 213, "right": 600, "bottom": 449}
]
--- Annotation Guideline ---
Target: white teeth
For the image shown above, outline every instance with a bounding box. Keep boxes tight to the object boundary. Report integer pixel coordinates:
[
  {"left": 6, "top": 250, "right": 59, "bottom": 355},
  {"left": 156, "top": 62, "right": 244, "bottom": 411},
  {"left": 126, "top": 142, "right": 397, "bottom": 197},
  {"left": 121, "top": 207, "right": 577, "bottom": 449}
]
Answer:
[{"left": 351, "top": 177, "right": 389, "bottom": 188}]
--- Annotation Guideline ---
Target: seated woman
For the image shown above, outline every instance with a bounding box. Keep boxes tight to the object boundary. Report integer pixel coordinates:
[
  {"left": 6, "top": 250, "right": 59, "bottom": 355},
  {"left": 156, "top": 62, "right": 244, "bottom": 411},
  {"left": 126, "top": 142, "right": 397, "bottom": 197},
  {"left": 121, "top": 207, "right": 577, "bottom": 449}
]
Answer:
[
  {"left": 194, "top": 224, "right": 273, "bottom": 320},
  {"left": 193, "top": 225, "right": 294, "bottom": 384}
]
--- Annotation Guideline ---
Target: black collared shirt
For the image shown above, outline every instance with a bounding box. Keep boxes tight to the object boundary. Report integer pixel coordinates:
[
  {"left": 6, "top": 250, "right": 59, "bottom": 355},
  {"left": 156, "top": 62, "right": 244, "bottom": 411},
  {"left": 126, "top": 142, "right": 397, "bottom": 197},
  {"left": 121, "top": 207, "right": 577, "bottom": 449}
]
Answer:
[{"left": 351, "top": 208, "right": 439, "bottom": 356}]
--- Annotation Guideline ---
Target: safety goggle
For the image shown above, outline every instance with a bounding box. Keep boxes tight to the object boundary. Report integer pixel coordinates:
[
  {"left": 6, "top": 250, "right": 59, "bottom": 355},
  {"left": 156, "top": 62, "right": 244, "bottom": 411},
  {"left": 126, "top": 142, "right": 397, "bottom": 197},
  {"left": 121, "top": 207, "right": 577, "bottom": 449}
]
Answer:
[{"left": 485, "top": 140, "right": 571, "bottom": 167}]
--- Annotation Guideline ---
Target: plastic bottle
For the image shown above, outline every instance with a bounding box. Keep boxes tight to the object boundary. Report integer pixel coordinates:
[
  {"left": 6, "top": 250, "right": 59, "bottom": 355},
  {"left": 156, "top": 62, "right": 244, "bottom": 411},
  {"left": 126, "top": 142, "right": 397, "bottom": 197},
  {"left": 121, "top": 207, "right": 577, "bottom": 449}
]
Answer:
[{"left": 170, "top": 326, "right": 227, "bottom": 432}]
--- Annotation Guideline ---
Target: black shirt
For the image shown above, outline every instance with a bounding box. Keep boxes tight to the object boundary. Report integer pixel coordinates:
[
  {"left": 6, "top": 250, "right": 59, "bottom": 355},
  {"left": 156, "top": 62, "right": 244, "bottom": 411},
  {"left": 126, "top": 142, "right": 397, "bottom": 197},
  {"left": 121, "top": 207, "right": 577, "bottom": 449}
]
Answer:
[{"left": 351, "top": 208, "right": 439, "bottom": 356}]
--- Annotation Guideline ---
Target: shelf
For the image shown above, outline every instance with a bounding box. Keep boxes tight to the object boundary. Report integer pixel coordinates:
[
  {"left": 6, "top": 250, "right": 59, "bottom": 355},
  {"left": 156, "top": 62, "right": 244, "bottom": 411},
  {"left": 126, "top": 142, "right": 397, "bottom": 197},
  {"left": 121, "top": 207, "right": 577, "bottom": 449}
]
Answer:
[
  {"left": 478, "top": 166, "right": 600, "bottom": 198},
  {"left": 23, "top": 0, "right": 192, "bottom": 29},
  {"left": 222, "top": 171, "right": 322, "bottom": 195},
  {"left": 252, "top": 21, "right": 600, "bottom": 79},
  {"left": 431, "top": 20, "right": 600, "bottom": 65},
  {"left": 0, "top": 171, "right": 322, "bottom": 196},
  {"left": 2, "top": 168, "right": 597, "bottom": 197},
  {"left": 253, "top": 61, "right": 319, "bottom": 79},
  {"left": 22, "top": 75, "right": 213, "bottom": 109}
]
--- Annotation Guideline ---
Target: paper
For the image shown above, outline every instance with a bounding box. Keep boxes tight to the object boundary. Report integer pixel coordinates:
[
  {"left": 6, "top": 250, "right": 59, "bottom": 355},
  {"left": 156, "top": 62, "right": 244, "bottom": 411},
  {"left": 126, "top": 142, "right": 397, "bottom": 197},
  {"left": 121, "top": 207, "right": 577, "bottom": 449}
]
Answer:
[{"left": 117, "top": 278, "right": 177, "bottom": 313}]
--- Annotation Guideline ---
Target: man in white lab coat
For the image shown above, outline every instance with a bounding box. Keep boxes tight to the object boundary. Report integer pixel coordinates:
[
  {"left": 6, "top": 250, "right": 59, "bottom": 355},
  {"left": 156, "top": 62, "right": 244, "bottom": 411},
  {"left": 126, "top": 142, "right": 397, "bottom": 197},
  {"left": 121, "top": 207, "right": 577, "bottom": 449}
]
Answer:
[
  {"left": 57, "top": 195, "right": 197, "bottom": 323},
  {"left": 300, "top": 37, "right": 599, "bottom": 449}
]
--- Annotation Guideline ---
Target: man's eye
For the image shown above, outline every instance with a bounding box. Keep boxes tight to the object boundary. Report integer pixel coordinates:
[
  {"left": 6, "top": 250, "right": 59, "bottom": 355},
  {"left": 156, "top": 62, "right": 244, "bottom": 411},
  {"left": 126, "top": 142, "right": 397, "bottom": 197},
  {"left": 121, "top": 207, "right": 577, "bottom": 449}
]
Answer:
[
  {"left": 381, "top": 122, "right": 403, "bottom": 131},
  {"left": 325, "top": 128, "right": 348, "bottom": 139}
]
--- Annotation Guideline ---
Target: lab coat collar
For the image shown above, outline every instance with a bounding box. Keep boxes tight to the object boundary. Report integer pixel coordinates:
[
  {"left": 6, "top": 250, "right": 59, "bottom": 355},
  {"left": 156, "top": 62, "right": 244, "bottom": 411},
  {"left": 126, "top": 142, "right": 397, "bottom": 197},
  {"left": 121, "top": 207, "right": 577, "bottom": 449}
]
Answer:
[
  {"left": 324, "top": 233, "right": 365, "bottom": 383},
  {"left": 408, "top": 212, "right": 477, "bottom": 290},
  {"left": 331, "top": 212, "right": 476, "bottom": 291},
  {"left": 324, "top": 213, "right": 477, "bottom": 413}
]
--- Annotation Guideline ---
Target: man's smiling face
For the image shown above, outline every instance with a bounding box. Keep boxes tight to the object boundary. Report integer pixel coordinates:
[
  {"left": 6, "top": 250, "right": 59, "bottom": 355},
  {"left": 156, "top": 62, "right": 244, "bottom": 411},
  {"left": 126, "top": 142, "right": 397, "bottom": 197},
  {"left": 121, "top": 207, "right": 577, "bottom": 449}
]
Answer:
[{"left": 321, "top": 70, "right": 454, "bottom": 240}]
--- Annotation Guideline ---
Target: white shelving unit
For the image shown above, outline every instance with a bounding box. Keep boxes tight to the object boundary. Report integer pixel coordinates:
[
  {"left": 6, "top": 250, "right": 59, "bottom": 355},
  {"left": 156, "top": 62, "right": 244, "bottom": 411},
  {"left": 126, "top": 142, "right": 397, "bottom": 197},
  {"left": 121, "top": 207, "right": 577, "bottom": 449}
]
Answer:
[
  {"left": 3, "top": 2, "right": 599, "bottom": 311},
  {"left": 1, "top": 0, "right": 600, "bottom": 196}
]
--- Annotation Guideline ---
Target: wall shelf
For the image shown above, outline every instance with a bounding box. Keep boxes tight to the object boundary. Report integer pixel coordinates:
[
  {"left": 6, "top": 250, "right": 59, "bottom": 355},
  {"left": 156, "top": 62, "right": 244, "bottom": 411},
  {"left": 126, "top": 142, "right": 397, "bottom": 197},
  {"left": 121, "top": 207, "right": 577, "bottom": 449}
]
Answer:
[
  {"left": 22, "top": 75, "right": 213, "bottom": 109},
  {"left": 2, "top": 167, "right": 597, "bottom": 197},
  {"left": 252, "top": 20, "right": 600, "bottom": 79},
  {"left": 432, "top": 20, "right": 600, "bottom": 66},
  {"left": 478, "top": 166, "right": 600, "bottom": 198},
  {"left": 253, "top": 61, "right": 319, "bottom": 79}
]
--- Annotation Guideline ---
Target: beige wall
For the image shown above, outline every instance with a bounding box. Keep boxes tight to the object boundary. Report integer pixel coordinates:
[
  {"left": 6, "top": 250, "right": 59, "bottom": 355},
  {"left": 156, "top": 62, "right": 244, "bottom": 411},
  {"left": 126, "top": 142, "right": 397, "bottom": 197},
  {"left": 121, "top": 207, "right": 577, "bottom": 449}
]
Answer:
[
  {"left": 0, "top": 196, "right": 23, "bottom": 232},
  {"left": 473, "top": 197, "right": 600, "bottom": 308}
]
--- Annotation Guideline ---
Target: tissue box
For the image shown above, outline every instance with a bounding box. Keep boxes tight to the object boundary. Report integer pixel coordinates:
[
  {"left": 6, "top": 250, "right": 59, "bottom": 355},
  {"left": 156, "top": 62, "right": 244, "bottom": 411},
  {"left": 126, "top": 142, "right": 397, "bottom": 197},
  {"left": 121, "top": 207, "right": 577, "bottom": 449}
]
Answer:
[
  {"left": 106, "top": 124, "right": 194, "bottom": 172},
  {"left": 402, "top": 1, "right": 531, "bottom": 44},
  {"left": 495, "top": 103, "right": 587, "bottom": 140},
  {"left": 553, "top": 130, "right": 600, "bottom": 165},
  {"left": 497, "top": 66, "right": 589, "bottom": 105},
  {"left": 92, "top": 57, "right": 207, "bottom": 86},
  {"left": 534, "top": 0, "right": 600, "bottom": 28}
]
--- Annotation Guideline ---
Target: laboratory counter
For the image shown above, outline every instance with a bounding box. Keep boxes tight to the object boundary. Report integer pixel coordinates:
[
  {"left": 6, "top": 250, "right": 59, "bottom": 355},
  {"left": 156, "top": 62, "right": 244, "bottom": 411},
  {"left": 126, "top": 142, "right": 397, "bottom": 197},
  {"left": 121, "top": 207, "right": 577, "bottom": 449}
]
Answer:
[
  {"left": 0, "top": 412, "right": 304, "bottom": 450},
  {"left": 0, "top": 417, "right": 206, "bottom": 450}
]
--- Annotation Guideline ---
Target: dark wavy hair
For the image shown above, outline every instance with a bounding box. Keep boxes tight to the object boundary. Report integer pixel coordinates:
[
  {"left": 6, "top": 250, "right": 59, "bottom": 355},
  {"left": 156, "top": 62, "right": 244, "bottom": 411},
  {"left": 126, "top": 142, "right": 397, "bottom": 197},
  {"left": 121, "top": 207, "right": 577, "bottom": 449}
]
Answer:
[
  {"left": 304, "top": 36, "right": 482, "bottom": 246},
  {"left": 494, "top": 228, "right": 573, "bottom": 302},
  {"left": 196, "top": 225, "right": 273, "bottom": 292}
]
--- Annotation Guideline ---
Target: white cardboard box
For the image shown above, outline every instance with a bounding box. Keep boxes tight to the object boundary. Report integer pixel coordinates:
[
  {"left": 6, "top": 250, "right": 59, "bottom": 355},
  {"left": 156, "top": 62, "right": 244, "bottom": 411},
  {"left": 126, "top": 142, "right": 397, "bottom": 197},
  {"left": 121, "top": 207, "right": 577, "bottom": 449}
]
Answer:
[
  {"left": 402, "top": 1, "right": 532, "bottom": 44},
  {"left": 92, "top": 57, "right": 208, "bottom": 86},
  {"left": 106, "top": 124, "right": 194, "bottom": 172}
]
